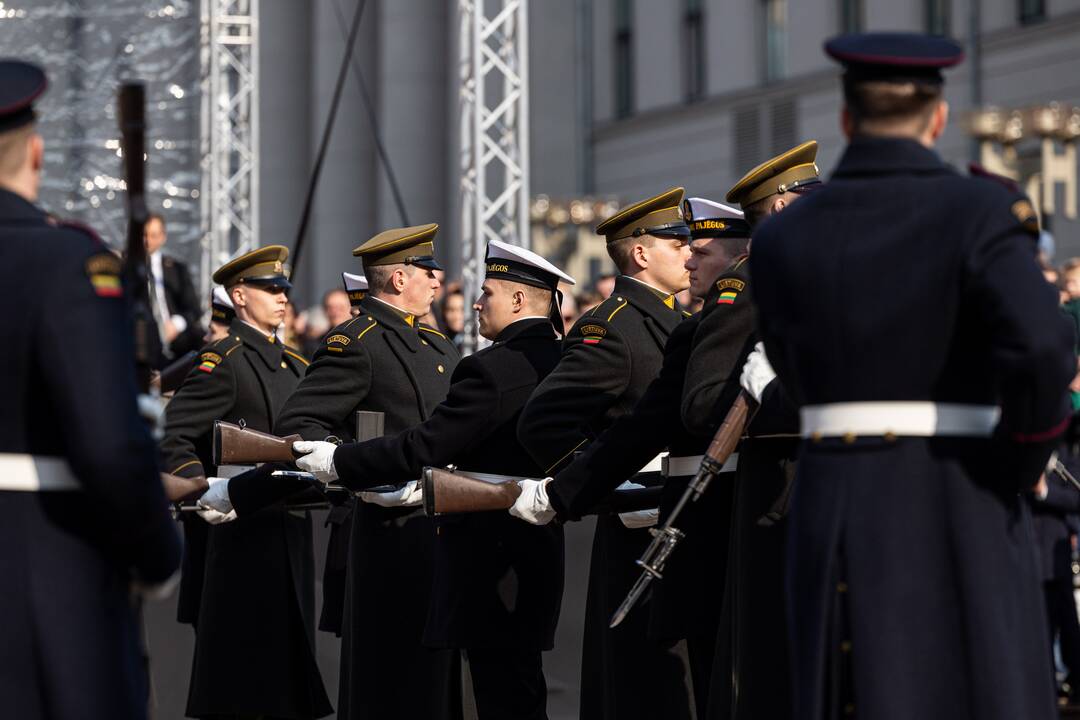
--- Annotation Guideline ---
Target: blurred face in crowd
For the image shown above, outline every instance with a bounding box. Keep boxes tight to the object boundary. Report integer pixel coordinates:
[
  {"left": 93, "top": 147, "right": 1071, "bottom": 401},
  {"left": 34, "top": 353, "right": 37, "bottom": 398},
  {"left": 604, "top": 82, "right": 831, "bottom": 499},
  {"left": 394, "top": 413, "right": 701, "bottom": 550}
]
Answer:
[
  {"left": 475, "top": 279, "right": 523, "bottom": 340},
  {"left": 144, "top": 217, "right": 167, "bottom": 255},
  {"left": 444, "top": 292, "right": 466, "bottom": 334},
  {"left": 231, "top": 283, "right": 287, "bottom": 335},
  {"left": 399, "top": 265, "right": 442, "bottom": 317},
  {"left": 560, "top": 286, "right": 578, "bottom": 334},
  {"left": 323, "top": 289, "right": 352, "bottom": 328},
  {"left": 639, "top": 236, "right": 691, "bottom": 295},
  {"left": 205, "top": 320, "right": 231, "bottom": 344},
  {"left": 1064, "top": 270, "right": 1080, "bottom": 301},
  {"left": 686, "top": 236, "right": 748, "bottom": 299},
  {"left": 596, "top": 275, "right": 616, "bottom": 298}
]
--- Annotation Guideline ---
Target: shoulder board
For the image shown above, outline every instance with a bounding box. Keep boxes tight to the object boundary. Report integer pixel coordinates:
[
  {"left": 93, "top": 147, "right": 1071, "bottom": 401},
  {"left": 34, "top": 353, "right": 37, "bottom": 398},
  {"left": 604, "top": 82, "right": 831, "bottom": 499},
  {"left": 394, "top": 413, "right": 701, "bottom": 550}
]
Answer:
[
  {"left": 56, "top": 218, "right": 108, "bottom": 248},
  {"left": 587, "top": 295, "right": 629, "bottom": 323},
  {"left": 283, "top": 347, "right": 309, "bottom": 366},
  {"left": 419, "top": 325, "right": 448, "bottom": 341}
]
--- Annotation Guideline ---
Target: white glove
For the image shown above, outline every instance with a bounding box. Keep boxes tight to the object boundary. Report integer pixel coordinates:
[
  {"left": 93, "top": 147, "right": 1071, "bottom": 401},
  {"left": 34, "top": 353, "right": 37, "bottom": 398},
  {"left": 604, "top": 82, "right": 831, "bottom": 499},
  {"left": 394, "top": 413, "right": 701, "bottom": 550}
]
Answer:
[
  {"left": 358, "top": 480, "right": 423, "bottom": 507},
  {"left": 614, "top": 480, "right": 660, "bottom": 529},
  {"left": 293, "top": 440, "right": 339, "bottom": 483},
  {"left": 196, "top": 507, "right": 238, "bottom": 525},
  {"left": 509, "top": 478, "right": 555, "bottom": 525},
  {"left": 195, "top": 476, "right": 232, "bottom": 514},
  {"left": 740, "top": 342, "right": 777, "bottom": 403}
]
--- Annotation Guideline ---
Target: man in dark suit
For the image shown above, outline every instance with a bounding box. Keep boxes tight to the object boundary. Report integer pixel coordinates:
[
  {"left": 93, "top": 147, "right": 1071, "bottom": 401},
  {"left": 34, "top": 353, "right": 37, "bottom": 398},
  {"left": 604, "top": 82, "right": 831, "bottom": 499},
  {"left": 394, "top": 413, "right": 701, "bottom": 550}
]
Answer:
[
  {"left": 750, "top": 32, "right": 1074, "bottom": 720},
  {"left": 517, "top": 186, "right": 695, "bottom": 720},
  {"left": 275, "top": 224, "right": 461, "bottom": 720},
  {"left": 511, "top": 198, "right": 751, "bottom": 718},
  {"left": 144, "top": 212, "right": 203, "bottom": 360},
  {"left": 161, "top": 245, "right": 331, "bottom": 720},
  {"left": 287, "top": 239, "right": 574, "bottom": 719}
]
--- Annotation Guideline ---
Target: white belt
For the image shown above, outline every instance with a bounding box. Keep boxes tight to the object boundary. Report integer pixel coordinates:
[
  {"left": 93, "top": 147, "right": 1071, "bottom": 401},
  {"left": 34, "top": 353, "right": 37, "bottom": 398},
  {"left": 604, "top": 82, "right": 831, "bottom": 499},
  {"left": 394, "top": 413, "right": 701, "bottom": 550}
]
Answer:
[
  {"left": 216, "top": 464, "right": 254, "bottom": 479},
  {"left": 638, "top": 453, "right": 667, "bottom": 474},
  {"left": 662, "top": 453, "right": 738, "bottom": 477},
  {"left": 0, "top": 453, "right": 80, "bottom": 491},
  {"left": 800, "top": 402, "right": 1001, "bottom": 439}
]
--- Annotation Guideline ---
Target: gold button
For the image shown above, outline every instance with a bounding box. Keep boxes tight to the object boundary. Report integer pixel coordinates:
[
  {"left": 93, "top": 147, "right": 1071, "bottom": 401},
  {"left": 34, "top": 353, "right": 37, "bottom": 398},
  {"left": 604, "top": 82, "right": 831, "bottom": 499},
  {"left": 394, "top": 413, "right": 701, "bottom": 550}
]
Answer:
[
  {"left": 421, "top": 339, "right": 428, "bottom": 346},
  {"left": 883, "top": 431, "right": 897, "bottom": 443},
  {"left": 437, "top": 365, "right": 445, "bottom": 373},
  {"left": 841, "top": 640, "right": 852, "bottom": 653},
  {"left": 280, "top": 361, "right": 287, "bottom": 368},
  {"left": 842, "top": 432, "right": 857, "bottom": 444},
  {"left": 836, "top": 581, "right": 848, "bottom": 593}
]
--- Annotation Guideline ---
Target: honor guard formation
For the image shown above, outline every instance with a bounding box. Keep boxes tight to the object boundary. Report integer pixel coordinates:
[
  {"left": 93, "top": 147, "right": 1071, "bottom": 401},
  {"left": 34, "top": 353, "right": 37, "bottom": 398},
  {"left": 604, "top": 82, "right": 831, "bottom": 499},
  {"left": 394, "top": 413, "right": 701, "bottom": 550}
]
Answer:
[{"left": 4, "top": 27, "right": 1080, "bottom": 720}]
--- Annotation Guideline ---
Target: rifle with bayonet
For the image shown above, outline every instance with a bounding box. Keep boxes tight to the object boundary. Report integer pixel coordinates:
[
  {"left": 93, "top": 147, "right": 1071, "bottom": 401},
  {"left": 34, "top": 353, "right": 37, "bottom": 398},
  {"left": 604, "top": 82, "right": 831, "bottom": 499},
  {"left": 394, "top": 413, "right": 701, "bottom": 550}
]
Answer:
[{"left": 608, "top": 390, "right": 755, "bottom": 628}]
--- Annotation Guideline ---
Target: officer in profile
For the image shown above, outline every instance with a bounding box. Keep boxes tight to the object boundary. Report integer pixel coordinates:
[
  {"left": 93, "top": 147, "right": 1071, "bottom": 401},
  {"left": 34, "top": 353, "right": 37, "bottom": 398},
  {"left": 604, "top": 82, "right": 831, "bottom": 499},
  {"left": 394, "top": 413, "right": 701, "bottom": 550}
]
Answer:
[
  {"left": 161, "top": 246, "right": 331, "bottom": 720},
  {"left": 286, "top": 239, "right": 574, "bottom": 719},
  {"left": 0, "top": 60, "right": 181, "bottom": 718},
  {"left": 750, "top": 32, "right": 1075, "bottom": 719},
  {"left": 274, "top": 224, "right": 461, "bottom": 720},
  {"left": 517, "top": 186, "right": 696, "bottom": 720}
]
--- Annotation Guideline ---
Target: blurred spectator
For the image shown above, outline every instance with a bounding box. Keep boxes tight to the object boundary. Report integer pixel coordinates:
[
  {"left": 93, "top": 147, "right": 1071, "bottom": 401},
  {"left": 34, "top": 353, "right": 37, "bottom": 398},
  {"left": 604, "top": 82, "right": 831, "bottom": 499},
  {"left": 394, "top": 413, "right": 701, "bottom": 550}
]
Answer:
[
  {"left": 559, "top": 283, "right": 578, "bottom": 335},
  {"left": 675, "top": 288, "right": 702, "bottom": 314},
  {"left": 280, "top": 301, "right": 304, "bottom": 350},
  {"left": 298, "top": 305, "right": 330, "bottom": 358},
  {"left": 576, "top": 290, "right": 603, "bottom": 316},
  {"left": 441, "top": 288, "right": 466, "bottom": 350},
  {"left": 144, "top": 212, "right": 203, "bottom": 362},
  {"left": 1059, "top": 259, "right": 1080, "bottom": 415},
  {"left": 595, "top": 272, "right": 617, "bottom": 299},
  {"left": 323, "top": 288, "right": 352, "bottom": 329}
]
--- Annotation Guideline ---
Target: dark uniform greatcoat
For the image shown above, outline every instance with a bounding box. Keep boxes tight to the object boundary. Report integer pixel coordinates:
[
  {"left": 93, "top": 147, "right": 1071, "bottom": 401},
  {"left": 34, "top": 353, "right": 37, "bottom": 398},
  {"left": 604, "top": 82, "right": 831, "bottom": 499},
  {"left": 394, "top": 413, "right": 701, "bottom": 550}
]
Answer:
[
  {"left": 332, "top": 317, "right": 564, "bottom": 719},
  {"left": 162, "top": 318, "right": 331, "bottom": 719},
  {"left": 275, "top": 294, "right": 460, "bottom": 720},
  {"left": 518, "top": 275, "right": 692, "bottom": 720},
  {"left": 751, "top": 136, "right": 1075, "bottom": 720},
  {"left": 0, "top": 188, "right": 181, "bottom": 720},
  {"left": 682, "top": 259, "right": 798, "bottom": 720}
]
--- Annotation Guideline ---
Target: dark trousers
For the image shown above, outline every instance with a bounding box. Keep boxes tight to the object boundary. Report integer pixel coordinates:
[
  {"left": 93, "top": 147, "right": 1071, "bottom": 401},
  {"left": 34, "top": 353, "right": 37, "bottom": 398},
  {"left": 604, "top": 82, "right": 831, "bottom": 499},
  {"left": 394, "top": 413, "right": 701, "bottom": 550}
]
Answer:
[
  {"left": 1045, "top": 578, "right": 1080, "bottom": 690},
  {"left": 467, "top": 647, "right": 547, "bottom": 720}
]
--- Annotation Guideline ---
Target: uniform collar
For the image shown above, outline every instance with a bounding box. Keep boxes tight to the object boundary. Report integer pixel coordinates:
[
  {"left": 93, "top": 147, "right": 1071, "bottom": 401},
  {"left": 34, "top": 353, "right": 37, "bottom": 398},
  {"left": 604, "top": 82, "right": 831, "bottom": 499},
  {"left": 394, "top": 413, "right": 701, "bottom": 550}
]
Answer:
[
  {"left": 613, "top": 274, "right": 682, "bottom": 329},
  {"left": 230, "top": 318, "right": 284, "bottom": 370},
  {"left": 494, "top": 316, "right": 553, "bottom": 344},
  {"left": 831, "top": 136, "right": 950, "bottom": 179},
  {"left": 361, "top": 294, "right": 422, "bottom": 351},
  {"left": 0, "top": 187, "right": 46, "bottom": 224}
]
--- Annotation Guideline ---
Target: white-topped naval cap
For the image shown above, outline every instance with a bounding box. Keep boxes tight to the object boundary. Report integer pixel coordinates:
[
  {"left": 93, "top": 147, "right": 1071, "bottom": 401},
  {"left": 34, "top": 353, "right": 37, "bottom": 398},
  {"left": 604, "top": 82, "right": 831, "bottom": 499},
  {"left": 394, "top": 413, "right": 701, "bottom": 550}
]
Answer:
[
  {"left": 211, "top": 285, "right": 233, "bottom": 309},
  {"left": 683, "top": 197, "right": 751, "bottom": 238},
  {"left": 486, "top": 238, "right": 575, "bottom": 288},
  {"left": 341, "top": 271, "right": 369, "bottom": 292},
  {"left": 684, "top": 197, "right": 744, "bottom": 223}
]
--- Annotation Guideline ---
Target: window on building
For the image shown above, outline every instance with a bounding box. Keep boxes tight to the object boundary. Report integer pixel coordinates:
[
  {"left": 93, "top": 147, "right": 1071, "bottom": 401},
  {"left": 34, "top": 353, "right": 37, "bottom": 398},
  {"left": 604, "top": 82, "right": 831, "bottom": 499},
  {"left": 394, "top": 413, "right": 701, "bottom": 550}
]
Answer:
[
  {"left": 925, "top": 0, "right": 950, "bottom": 35},
  {"left": 762, "top": 0, "right": 788, "bottom": 83},
  {"left": 734, "top": 105, "right": 762, "bottom": 178},
  {"left": 1019, "top": 0, "right": 1045, "bottom": 25},
  {"left": 614, "top": 0, "right": 634, "bottom": 119},
  {"left": 839, "top": 0, "right": 863, "bottom": 33},
  {"left": 684, "top": 0, "right": 706, "bottom": 102}
]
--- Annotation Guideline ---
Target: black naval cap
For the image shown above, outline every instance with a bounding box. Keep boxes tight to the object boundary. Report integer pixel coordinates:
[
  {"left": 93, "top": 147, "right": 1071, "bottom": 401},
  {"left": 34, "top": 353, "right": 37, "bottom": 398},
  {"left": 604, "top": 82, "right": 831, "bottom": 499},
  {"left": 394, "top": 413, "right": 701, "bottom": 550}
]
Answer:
[
  {"left": 0, "top": 60, "right": 47, "bottom": 133},
  {"left": 825, "top": 32, "right": 964, "bottom": 85}
]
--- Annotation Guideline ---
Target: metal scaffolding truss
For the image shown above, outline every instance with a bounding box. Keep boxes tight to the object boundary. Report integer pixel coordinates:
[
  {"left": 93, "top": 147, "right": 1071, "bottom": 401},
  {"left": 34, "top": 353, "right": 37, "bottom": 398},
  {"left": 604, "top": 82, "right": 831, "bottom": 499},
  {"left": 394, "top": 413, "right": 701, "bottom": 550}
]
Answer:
[
  {"left": 459, "top": 0, "right": 530, "bottom": 353},
  {"left": 199, "top": 0, "right": 259, "bottom": 297}
]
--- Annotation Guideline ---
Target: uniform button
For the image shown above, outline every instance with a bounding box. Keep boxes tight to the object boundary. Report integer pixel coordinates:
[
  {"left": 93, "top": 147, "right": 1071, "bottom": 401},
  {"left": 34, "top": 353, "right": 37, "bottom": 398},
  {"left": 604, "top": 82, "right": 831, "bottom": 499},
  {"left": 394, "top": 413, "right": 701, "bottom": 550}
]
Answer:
[
  {"left": 280, "top": 361, "right": 287, "bottom": 368},
  {"left": 421, "top": 339, "right": 428, "bottom": 345},
  {"left": 842, "top": 432, "right": 857, "bottom": 444},
  {"left": 437, "top": 365, "right": 445, "bottom": 373}
]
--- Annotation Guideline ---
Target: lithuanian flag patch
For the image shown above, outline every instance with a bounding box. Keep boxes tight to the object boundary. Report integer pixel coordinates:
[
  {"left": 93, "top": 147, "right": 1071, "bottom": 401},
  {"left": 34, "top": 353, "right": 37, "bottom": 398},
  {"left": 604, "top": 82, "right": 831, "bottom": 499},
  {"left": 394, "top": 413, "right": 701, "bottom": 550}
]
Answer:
[
  {"left": 198, "top": 352, "right": 222, "bottom": 373},
  {"left": 717, "top": 290, "right": 738, "bottom": 305}
]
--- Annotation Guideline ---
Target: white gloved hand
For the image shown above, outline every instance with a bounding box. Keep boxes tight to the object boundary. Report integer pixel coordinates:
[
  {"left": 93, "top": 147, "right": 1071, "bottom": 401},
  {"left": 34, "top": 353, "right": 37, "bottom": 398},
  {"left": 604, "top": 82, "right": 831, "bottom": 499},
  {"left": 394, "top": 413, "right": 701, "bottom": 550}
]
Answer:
[
  {"left": 509, "top": 478, "right": 555, "bottom": 525},
  {"left": 195, "top": 476, "right": 232, "bottom": 514},
  {"left": 293, "top": 440, "right": 339, "bottom": 483},
  {"left": 196, "top": 507, "right": 238, "bottom": 525},
  {"left": 614, "top": 480, "right": 660, "bottom": 528},
  {"left": 358, "top": 480, "right": 423, "bottom": 507},
  {"left": 740, "top": 342, "right": 777, "bottom": 403}
]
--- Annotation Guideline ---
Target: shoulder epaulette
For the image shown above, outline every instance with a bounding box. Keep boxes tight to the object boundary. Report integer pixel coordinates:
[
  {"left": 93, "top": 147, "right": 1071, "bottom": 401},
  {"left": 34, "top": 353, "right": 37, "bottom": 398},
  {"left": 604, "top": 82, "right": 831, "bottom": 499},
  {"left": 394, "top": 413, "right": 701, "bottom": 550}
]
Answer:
[
  {"left": 283, "top": 347, "right": 309, "bottom": 366},
  {"left": 419, "top": 325, "right": 448, "bottom": 341},
  {"left": 587, "top": 294, "right": 629, "bottom": 323}
]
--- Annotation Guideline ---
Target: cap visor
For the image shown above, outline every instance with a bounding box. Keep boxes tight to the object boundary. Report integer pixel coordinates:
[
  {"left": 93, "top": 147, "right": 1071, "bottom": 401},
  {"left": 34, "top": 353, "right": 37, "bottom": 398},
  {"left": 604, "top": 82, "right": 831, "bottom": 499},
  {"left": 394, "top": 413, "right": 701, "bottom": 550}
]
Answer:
[
  {"left": 412, "top": 257, "right": 443, "bottom": 271},
  {"left": 245, "top": 276, "right": 293, "bottom": 290}
]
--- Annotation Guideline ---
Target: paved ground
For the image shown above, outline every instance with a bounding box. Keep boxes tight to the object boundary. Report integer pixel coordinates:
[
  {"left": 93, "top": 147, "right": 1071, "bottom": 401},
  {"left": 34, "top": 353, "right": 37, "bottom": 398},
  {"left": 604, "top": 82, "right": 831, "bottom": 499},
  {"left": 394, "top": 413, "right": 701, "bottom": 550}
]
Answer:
[{"left": 144, "top": 512, "right": 597, "bottom": 719}]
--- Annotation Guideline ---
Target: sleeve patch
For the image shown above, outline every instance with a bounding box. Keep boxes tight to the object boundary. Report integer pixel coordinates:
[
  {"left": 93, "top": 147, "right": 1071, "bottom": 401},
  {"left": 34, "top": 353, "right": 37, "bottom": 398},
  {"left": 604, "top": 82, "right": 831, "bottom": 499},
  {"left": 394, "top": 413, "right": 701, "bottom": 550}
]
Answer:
[
  {"left": 578, "top": 324, "right": 607, "bottom": 337},
  {"left": 327, "top": 334, "right": 351, "bottom": 346},
  {"left": 1011, "top": 199, "right": 1039, "bottom": 234},
  {"left": 200, "top": 352, "right": 223, "bottom": 364},
  {"left": 85, "top": 253, "right": 123, "bottom": 298},
  {"left": 197, "top": 359, "right": 218, "bottom": 373},
  {"left": 717, "top": 290, "right": 739, "bottom": 305},
  {"left": 716, "top": 278, "right": 746, "bottom": 292}
]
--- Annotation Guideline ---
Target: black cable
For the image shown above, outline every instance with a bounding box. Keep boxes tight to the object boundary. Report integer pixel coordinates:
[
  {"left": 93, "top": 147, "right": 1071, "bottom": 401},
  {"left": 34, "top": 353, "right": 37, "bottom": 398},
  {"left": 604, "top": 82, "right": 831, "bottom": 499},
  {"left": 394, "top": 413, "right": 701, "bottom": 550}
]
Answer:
[
  {"left": 291, "top": 0, "right": 369, "bottom": 278},
  {"left": 331, "top": 0, "right": 411, "bottom": 227}
]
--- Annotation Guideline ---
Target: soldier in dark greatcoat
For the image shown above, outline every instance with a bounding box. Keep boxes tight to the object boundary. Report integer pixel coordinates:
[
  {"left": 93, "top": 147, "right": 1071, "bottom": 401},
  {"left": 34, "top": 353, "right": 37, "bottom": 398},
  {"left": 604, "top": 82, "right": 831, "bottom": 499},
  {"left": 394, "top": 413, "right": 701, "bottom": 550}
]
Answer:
[
  {"left": 750, "top": 32, "right": 1075, "bottom": 720},
  {"left": 516, "top": 187, "right": 695, "bottom": 720},
  {"left": 0, "top": 59, "right": 181, "bottom": 720},
  {"left": 162, "top": 245, "right": 332, "bottom": 719}
]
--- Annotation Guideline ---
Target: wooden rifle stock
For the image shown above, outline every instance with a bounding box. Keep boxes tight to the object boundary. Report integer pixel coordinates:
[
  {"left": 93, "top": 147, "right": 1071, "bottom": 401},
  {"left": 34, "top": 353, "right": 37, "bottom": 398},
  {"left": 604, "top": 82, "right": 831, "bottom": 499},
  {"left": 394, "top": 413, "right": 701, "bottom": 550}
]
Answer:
[
  {"left": 213, "top": 421, "right": 302, "bottom": 465},
  {"left": 422, "top": 468, "right": 523, "bottom": 516}
]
